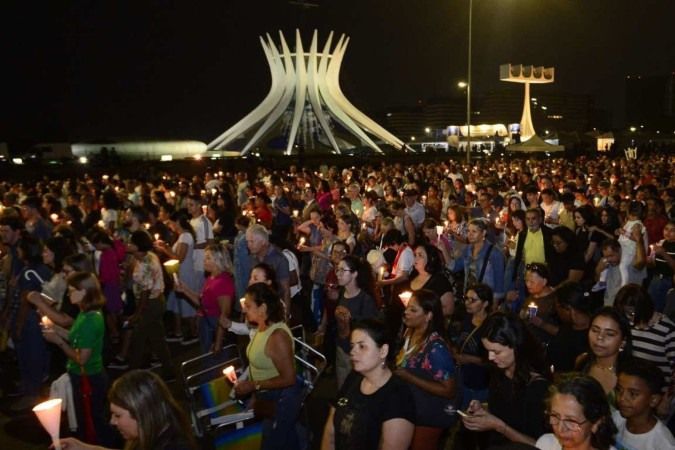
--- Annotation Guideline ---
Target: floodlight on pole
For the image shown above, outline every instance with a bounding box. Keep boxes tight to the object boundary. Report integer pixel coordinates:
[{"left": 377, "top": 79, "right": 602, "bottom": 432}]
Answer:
[{"left": 465, "top": 0, "right": 473, "bottom": 164}]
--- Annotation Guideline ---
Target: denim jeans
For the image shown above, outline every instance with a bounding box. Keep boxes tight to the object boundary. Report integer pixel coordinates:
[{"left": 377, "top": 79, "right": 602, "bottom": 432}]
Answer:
[
  {"left": 257, "top": 376, "right": 305, "bottom": 450},
  {"left": 648, "top": 275, "right": 673, "bottom": 313},
  {"left": 198, "top": 315, "right": 218, "bottom": 353}
]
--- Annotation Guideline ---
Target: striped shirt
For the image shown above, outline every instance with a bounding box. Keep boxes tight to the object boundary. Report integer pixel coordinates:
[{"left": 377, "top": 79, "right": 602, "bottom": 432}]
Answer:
[{"left": 631, "top": 314, "right": 675, "bottom": 386}]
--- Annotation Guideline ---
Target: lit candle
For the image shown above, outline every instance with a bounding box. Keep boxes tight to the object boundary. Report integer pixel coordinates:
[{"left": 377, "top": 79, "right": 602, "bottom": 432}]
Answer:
[
  {"left": 298, "top": 237, "right": 306, "bottom": 246},
  {"left": 154, "top": 233, "right": 160, "bottom": 241},
  {"left": 399, "top": 291, "right": 413, "bottom": 307},
  {"left": 97, "top": 220, "right": 105, "bottom": 228},
  {"left": 33, "top": 398, "right": 63, "bottom": 450},
  {"left": 379, "top": 266, "right": 385, "bottom": 281},
  {"left": 41, "top": 316, "right": 53, "bottom": 328},
  {"left": 239, "top": 297, "right": 246, "bottom": 309},
  {"left": 144, "top": 223, "right": 150, "bottom": 230},
  {"left": 305, "top": 183, "right": 311, "bottom": 188},
  {"left": 102, "top": 174, "right": 109, "bottom": 180},
  {"left": 292, "top": 210, "right": 299, "bottom": 218},
  {"left": 211, "top": 188, "right": 217, "bottom": 195},
  {"left": 50, "top": 213, "right": 59, "bottom": 223},
  {"left": 527, "top": 302, "right": 538, "bottom": 319},
  {"left": 169, "top": 191, "right": 176, "bottom": 198},
  {"left": 223, "top": 365, "right": 238, "bottom": 384},
  {"left": 163, "top": 259, "right": 180, "bottom": 275}
]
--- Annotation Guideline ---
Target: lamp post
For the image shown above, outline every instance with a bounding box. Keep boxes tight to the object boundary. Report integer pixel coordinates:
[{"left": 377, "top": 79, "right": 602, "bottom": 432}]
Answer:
[{"left": 466, "top": 0, "right": 473, "bottom": 164}]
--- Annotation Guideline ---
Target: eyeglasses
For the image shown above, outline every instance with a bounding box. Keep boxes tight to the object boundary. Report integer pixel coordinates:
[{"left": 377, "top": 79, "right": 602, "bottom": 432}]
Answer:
[
  {"left": 547, "top": 413, "right": 588, "bottom": 432},
  {"left": 335, "top": 268, "right": 354, "bottom": 274}
]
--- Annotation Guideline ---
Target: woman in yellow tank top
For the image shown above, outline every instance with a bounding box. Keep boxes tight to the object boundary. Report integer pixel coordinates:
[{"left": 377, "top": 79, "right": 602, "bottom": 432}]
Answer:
[{"left": 234, "top": 282, "right": 303, "bottom": 450}]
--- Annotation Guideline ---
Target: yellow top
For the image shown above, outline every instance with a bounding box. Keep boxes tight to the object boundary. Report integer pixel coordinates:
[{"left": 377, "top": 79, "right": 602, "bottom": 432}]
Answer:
[
  {"left": 247, "top": 322, "right": 294, "bottom": 382},
  {"left": 523, "top": 228, "right": 545, "bottom": 265},
  {"left": 558, "top": 209, "right": 575, "bottom": 231}
]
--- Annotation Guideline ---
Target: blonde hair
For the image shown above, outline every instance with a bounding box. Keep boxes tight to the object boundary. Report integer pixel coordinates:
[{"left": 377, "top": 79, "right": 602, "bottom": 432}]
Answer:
[{"left": 205, "top": 242, "right": 233, "bottom": 274}]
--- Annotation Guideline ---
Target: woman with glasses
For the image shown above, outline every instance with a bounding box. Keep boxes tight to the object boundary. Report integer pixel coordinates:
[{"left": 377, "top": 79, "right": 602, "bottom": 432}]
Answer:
[
  {"left": 461, "top": 312, "right": 550, "bottom": 447},
  {"left": 454, "top": 283, "right": 492, "bottom": 410},
  {"left": 519, "top": 262, "right": 559, "bottom": 348},
  {"left": 536, "top": 375, "right": 617, "bottom": 450},
  {"left": 334, "top": 255, "right": 379, "bottom": 388},
  {"left": 576, "top": 307, "right": 633, "bottom": 399}
]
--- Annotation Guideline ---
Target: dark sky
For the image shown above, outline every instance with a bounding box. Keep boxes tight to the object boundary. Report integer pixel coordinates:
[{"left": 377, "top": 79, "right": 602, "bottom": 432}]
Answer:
[{"left": 3, "top": 0, "right": 674, "bottom": 144}]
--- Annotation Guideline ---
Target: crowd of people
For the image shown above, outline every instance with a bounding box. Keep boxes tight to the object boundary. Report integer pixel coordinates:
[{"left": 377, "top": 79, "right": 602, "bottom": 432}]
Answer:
[{"left": 0, "top": 152, "right": 674, "bottom": 449}]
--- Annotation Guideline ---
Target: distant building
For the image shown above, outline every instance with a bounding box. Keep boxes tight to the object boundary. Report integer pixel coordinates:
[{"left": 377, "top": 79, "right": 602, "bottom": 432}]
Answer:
[{"left": 625, "top": 73, "right": 675, "bottom": 131}]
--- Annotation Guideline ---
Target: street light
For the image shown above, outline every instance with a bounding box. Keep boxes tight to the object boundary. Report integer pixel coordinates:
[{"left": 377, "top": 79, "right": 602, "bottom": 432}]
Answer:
[{"left": 464, "top": 0, "right": 473, "bottom": 164}]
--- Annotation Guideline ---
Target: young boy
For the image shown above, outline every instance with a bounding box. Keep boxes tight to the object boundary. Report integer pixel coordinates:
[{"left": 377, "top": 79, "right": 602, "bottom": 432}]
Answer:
[{"left": 614, "top": 358, "right": 675, "bottom": 450}]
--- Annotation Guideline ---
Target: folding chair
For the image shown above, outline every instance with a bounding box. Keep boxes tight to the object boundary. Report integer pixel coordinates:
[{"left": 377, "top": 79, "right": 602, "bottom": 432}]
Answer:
[
  {"left": 293, "top": 336, "right": 327, "bottom": 445},
  {"left": 180, "top": 345, "right": 262, "bottom": 450}
]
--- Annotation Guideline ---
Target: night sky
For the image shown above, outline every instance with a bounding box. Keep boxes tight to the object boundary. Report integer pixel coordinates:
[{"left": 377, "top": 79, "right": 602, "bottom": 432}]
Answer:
[{"left": 3, "top": 0, "right": 674, "bottom": 145}]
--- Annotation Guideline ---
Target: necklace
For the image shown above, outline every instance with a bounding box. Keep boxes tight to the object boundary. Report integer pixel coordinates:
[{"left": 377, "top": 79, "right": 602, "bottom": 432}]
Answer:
[{"left": 594, "top": 363, "right": 615, "bottom": 372}]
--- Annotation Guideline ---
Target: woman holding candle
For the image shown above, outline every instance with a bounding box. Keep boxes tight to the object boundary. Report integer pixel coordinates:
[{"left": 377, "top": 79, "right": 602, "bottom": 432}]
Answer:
[
  {"left": 154, "top": 210, "right": 199, "bottom": 345},
  {"left": 519, "top": 262, "right": 559, "bottom": 348},
  {"left": 461, "top": 312, "right": 551, "bottom": 447},
  {"left": 395, "top": 289, "right": 456, "bottom": 450},
  {"left": 405, "top": 244, "right": 455, "bottom": 320},
  {"left": 174, "top": 242, "right": 235, "bottom": 353},
  {"left": 125, "top": 231, "right": 174, "bottom": 379},
  {"left": 41, "top": 272, "right": 113, "bottom": 445},
  {"left": 333, "top": 255, "right": 379, "bottom": 388},
  {"left": 235, "top": 282, "right": 302, "bottom": 450},
  {"left": 58, "top": 369, "right": 197, "bottom": 450}
]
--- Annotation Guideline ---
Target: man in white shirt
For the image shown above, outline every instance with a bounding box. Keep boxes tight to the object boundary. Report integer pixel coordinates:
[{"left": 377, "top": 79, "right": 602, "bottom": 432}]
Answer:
[
  {"left": 403, "top": 189, "right": 425, "bottom": 229},
  {"left": 187, "top": 194, "right": 214, "bottom": 292}
]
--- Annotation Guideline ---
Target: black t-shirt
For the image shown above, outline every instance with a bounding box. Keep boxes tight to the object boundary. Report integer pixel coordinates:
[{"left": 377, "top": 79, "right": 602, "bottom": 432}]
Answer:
[
  {"left": 549, "top": 249, "right": 585, "bottom": 288},
  {"left": 333, "top": 372, "right": 415, "bottom": 450},
  {"left": 423, "top": 273, "right": 454, "bottom": 298},
  {"left": 487, "top": 374, "right": 550, "bottom": 447},
  {"left": 336, "top": 290, "right": 378, "bottom": 352}
]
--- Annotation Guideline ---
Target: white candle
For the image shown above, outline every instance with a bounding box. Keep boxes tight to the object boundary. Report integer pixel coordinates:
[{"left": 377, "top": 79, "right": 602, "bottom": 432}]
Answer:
[
  {"left": 298, "top": 237, "right": 306, "bottom": 246},
  {"left": 239, "top": 297, "right": 246, "bottom": 309},
  {"left": 144, "top": 223, "right": 150, "bottom": 230},
  {"left": 163, "top": 259, "right": 180, "bottom": 275},
  {"left": 97, "top": 220, "right": 105, "bottom": 228},
  {"left": 399, "top": 291, "right": 413, "bottom": 307},
  {"left": 41, "top": 316, "right": 53, "bottom": 328},
  {"left": 154, "top": 233, "right": 160, "bottom": 241},
  {"left": 527, "top": 302, "right": 538, "bottom": 319},
  {"left": 50, "top": 213, "right": 59, "bottom": 223},
  {"left": 223, "top": 365, "right": 238, "bottom": 384},
  {"left": 379, "top": 266, "right": 385, "bottom": 281},
  {"left": 33, "top": 398, "right": 63, "bottom": 450},
  {"left": 292, "top": 210, "right": 299, "bottom": 218}
]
